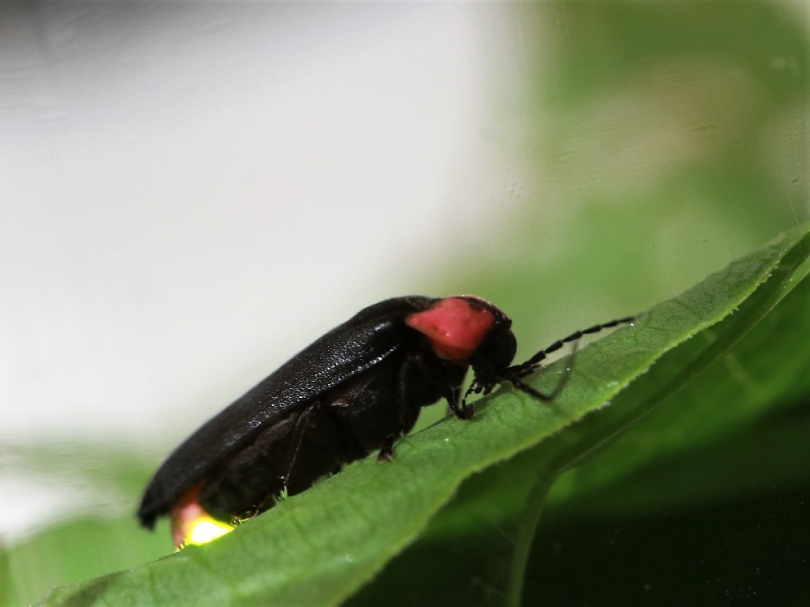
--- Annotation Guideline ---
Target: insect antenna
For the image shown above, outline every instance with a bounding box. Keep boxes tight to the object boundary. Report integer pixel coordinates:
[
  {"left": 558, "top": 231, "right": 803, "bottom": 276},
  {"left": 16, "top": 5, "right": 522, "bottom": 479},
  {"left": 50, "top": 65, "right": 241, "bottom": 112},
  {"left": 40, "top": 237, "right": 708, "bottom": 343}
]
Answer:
[
  {"left": 281, "top": 403, "right": 320, "bottom": 489},
  {"left": 508, "top": 316, "right": 635, "bottom": 379},
  {"left": 504, "top": 315, "right": 635, "bottom": 401},
  {"left": 458, "top": 314, "right": 636, "bottom": 414}
]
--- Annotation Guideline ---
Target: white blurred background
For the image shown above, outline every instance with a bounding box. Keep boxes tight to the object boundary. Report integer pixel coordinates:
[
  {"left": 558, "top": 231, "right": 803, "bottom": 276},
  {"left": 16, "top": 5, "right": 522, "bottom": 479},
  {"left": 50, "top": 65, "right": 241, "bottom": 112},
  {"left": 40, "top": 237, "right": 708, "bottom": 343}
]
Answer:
[{"left": 1, "top": 3, "right": 525, "bottom": 442}]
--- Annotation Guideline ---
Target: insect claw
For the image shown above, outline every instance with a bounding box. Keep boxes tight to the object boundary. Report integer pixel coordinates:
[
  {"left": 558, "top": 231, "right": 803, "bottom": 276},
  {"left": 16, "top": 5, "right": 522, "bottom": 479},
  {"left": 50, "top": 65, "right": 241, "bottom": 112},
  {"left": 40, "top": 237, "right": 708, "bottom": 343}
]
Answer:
[
  {"left": 377, "top": 449, "right": 394, "bottom": 462},
  {"left": 377, "top": 434, "right": 397, "bottom": 461},
  {"left": 460, "top": 402, "right": 475, "bottom": 420}
]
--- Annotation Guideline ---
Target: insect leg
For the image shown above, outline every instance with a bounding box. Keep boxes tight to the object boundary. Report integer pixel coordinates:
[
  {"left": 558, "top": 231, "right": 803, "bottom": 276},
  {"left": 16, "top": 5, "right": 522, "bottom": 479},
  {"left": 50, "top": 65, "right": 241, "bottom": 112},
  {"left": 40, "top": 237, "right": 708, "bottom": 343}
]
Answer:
[
  {"left": 377, "top": 434, "right": 397, "bottom": 462},
  {"left": 281, "top": 402, "right": 321, "bottom": 489},
  {"left": 460, "top": 379, "right": 485, "bottom": 410},
  {"left": 415, "top": 355, "right": 470, "bottom": 420},
  {"left": 400, "top": 356, "right": 464, "bottom": 420},
  {"left": 378, "top": 356, "right": 439, "bottom": 462},
  {"left": 448, "top": 386, "right": 468, "bottom": 419}
]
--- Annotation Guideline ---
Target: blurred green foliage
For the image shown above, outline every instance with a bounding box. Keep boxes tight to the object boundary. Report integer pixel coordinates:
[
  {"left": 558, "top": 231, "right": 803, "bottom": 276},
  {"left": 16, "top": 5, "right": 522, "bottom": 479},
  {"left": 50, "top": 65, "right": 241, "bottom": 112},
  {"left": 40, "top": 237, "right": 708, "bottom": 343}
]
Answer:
[{"left": 443, "top": 0, "right": 807, "bottom": 351}]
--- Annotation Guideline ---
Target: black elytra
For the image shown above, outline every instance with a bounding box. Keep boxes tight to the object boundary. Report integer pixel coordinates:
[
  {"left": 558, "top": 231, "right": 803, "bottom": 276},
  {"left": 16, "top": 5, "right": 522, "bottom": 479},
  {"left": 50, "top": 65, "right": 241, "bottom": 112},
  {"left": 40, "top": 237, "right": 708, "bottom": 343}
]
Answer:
[{"left": 137, "top": 295, "right": 634, "bottom": 538}]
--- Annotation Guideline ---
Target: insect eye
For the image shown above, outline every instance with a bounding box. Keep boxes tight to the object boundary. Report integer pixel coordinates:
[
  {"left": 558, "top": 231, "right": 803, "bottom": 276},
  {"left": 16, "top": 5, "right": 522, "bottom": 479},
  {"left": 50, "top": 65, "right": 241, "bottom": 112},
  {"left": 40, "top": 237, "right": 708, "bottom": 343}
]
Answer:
[{"left": 470, "top": 327, "right": 517, "bottom": 384}]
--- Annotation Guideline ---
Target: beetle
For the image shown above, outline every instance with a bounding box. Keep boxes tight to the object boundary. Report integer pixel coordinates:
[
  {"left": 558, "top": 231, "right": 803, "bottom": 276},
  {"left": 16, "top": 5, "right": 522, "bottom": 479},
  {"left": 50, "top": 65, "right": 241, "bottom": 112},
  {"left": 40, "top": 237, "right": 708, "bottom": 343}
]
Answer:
[{"left": 137, "top": 295, "right": 633, "bottom": 547}]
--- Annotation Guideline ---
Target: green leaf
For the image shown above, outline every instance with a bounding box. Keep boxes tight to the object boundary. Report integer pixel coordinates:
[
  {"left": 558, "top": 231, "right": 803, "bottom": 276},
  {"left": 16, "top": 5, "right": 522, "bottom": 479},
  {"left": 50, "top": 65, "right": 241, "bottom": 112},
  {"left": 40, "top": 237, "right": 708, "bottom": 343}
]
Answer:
[
  {"left": 42, "top": 226, "right": 809, "bottom": 607},
  {"left": 548, "top": 233, "right": 810, "bottom": 518},
  {"left": 350, "top": 226, "right": 810, "bottom": 607}
]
